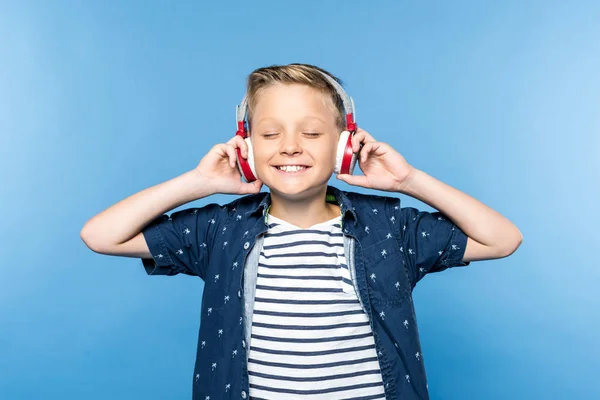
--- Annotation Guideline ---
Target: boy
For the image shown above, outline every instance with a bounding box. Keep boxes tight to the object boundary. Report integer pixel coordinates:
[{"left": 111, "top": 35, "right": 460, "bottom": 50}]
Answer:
[{"left": 81, "top": 63, "right": 522, "bottom": 400}]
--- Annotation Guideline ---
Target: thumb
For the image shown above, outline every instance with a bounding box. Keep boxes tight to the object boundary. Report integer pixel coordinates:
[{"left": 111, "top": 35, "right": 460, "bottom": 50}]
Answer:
[
  {"left": 336, "top": 174, "right": 369, "bottom": 188},
  {"left": 240, "top": 179, "right": 263, "bottom": 194}
]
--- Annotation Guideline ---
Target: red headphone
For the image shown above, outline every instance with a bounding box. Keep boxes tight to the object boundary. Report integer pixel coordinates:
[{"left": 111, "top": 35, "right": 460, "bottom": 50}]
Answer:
[{"left": 235, "top": 72, "right": 358, "bottom": 183}]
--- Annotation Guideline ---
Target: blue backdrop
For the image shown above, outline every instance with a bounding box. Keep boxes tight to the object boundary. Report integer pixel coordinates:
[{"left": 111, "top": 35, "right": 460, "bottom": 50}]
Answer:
[{"left": 1, "top": 1, "right": 598, "bottom": 399}]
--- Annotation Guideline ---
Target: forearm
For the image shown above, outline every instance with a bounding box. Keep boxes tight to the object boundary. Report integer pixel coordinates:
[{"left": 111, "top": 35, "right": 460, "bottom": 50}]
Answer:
[
  {"left": 398, "top": 168, "right": 522, "bottom": 252},
  {"left": 81, "top": 170, "right": 213, "bottom": 248}
]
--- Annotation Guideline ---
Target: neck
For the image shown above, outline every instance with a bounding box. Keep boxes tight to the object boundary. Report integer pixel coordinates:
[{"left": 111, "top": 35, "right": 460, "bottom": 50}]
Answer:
[{"left": 268, "top": 187, "right": 340, "bottom": 228}]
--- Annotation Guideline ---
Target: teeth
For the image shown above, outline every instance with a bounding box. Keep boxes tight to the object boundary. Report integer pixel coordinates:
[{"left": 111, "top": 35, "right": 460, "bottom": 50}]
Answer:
[{"left": 277, "top": 165, "right": 306, "bottom": 172}]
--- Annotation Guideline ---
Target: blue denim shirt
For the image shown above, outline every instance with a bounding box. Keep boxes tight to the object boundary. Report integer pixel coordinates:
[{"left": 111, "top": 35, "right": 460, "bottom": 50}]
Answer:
[{"left": 141, "top": 186, "right": 470, "bottom": 400}]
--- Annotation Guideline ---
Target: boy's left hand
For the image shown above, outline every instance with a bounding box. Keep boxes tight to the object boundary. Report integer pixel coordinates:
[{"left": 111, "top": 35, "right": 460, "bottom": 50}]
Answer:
[{"left": 336, "top": 128, "right": 416, "bottom": 193}]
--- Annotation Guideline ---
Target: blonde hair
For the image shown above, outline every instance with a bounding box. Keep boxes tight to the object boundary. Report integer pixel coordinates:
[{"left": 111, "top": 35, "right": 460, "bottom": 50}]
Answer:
[{"left": 246, "top": 63, "right": 346, "bottom": 131}]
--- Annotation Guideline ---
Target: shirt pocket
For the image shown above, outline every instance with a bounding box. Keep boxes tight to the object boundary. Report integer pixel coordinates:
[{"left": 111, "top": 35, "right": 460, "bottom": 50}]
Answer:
[{"left": 361, "top": 238, "right": 411, "bottom": 306}]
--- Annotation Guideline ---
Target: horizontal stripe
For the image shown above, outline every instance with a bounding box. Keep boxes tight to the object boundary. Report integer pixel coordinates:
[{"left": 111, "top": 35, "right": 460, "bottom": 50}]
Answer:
[
  {"left": 260, "top": 251, "right": 344, "bottom": 259},
  {"left": 264, "top": 230, "right": 343, "bottom": 238},
  {"left": 254, "top": 297, "right": 360, "bottom": 305},
  {"left": 249, "top": 344, "right": 376, "bottom": 357},
  {"left": 257, "top": 273, "right": 344, "bottom": 281},
  {"left": 258, "top": 262, "right": 347, "bottom": 269},
  {"left": 263, "top": 240, "right": 344, "bottom": 250},
  {"left": 252, "top": 321, "right": 369, "bottom": 331},
  {"left": 248, "top": 368, "right": 381, "bottom": 382},
  {"left": 248, "top": 356, "right": 379, "bottom": 370},
  {"left": 249, "top": 380, "right": 382, "bottom": 395},
  {"left": 255, "top": 285, "right": 343, "bottom": 293},
  {"left": 253, "top": 309, "right": 364, "bottom": 318},
  {"left": 251, "top": 332, "right": 373, "bottom": 343}
]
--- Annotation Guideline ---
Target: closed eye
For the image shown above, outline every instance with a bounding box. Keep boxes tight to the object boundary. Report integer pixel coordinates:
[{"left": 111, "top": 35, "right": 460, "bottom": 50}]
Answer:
[{"left": 303, "top": 132, "right": 321, "bottom": 137}]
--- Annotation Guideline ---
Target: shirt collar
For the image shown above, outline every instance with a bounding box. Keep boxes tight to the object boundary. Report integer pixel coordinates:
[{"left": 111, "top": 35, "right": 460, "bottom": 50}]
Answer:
[{"left": 246, "top": 185, "right": 358, "bottom": 226}]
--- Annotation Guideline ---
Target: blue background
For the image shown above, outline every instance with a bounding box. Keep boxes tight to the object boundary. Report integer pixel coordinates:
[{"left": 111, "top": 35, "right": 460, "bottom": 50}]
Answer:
[{"left": 1, "top": 1, "right": 598, "bottom": 399}]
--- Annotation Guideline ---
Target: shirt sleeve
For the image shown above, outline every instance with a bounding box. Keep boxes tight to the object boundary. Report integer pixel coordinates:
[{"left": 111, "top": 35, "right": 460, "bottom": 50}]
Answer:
[
  {"left": 393, "top": 201, "right": 471, "bottom": 287},
  {"left": 140, "top": 203, "right": 225, "bottom": 280}
]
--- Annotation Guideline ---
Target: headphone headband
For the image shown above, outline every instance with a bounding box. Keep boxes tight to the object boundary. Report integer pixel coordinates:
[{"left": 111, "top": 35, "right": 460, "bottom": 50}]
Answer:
[{"left": 236, "top": 71, "right": 356, "bottom": 137}]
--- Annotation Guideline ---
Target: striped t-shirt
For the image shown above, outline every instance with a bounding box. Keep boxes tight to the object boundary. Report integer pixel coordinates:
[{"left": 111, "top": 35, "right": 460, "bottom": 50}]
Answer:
[{"left": 247, "top": 214, "right": 386, "bottom": 400}]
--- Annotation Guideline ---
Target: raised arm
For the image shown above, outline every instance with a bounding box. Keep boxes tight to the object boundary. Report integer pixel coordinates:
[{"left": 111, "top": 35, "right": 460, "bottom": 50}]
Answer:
[{"left": 80, "top": 136, "right": 263, "bottom": 258}]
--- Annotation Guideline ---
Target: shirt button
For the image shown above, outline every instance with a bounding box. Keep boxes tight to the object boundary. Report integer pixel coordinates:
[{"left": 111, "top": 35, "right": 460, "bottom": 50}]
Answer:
[
  {"left": 243, "top": 242, "right": 250, "bottom": 249},
  {"left": 241, "top": 390, "right": 247, "bottom": 399}
]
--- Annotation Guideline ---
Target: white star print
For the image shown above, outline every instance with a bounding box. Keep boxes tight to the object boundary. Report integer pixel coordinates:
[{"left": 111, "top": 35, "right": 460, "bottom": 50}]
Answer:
[
  {"left": 400, "top": 246, "right": 403, "bottom": 252},
  {"left": 183, "top": 228, "right": 190, "bottom": 234},
  {"left": 201, "top": 341, "right": 206, "bottom": 349},
  {"left": 233, "top": 262, "right": 238, "bottom": 268},
  {"left": 232, "top": 349, "right": 237, "bottom": 357},
  {"left": 416, "top": 351, "right": 421, "bottom": 360},
  {"left": 223, "top": 241, "right": 228, "bottom": 247},
  {"left": 365, "top": 226, "right": 370, "bottom": 233},
  {"left": 419, "top": 268, "right": 425, "bottom": 273},
  {"left": 207, "top": 308, "right": 212, "bottom": 315},
  {"left": 370, "top": 273, "right": 376, "bottom": 281},
  {"left": 381, "top": 249, "right": 387, "bottom": 258},
  {"left": 205, "top": 396, "right": 210, "bottom": 400},
  {"left": 386, "top": 233, "right": 392, "bottom": 239},
  {"left": 438, "top": 250, "right": 443, "bottom": 256},
  {"left": 394, "top": 205, "right": 399, "bottom": 210},
  {"left": 408, "top": 248, "right": 414, "bottom": 255},
  {"left": 222, "top": 227, "right": 226, "bottom": 233},
  {"left": 405, "top": 374, "right": 410, "bottom": 383},
  {"left": 156, "top": 254, "right": 163, "bottom": 259},
  {"left": 395, "top": 282, "right": 400, "bottom": 290},
  {"left": 192, "top": 209, "right": 198, "bottom": 214},
  {"left": 372, "top": 208, "right": 378, "bottom": 214},
  {"left": 211, "top": 363, "right": 217, "bottom": 371},
  {"left": 214, "top": 274, "right": 219, "bottom": 282},
  {"left": 176, "top": 249, "right": 183, "bottom": 255},
  {"left": 225, "top": 384, "right": 231, "bottom": 392},
  {"left": 403, "top": 319, "right": 409, "bottom": 328},
  {"left": 452, "top": 244, "right": 460, "bottom": 250},
  {"left": 243, "top": 231, "right": 249, "bottom": 236},
  {"left": 379, "top": 311, "right": 385, "bottom": 319},
  {"left": 390, "top": 216, "right": 396, "bottom": 223},
  {"left": 218, "top": 329, "right": 223, "bottom": 337},
  {"left": 209, "top": 218, "right": 215, "bottom": 224},
  {"left": 236, "top": 215, "right": 242, "bottom": 220},
  {"left": 421, "top": 231, "right": 429, "bottom": 237},
  {"left": 195, "top": 373, "right": 199, "bottom": 380},
  {"left": 200, "top": 243, "right": 207, "bottom": 248},
  {"left": 224, "top": 295, "right": 230, "bottom": 303}
]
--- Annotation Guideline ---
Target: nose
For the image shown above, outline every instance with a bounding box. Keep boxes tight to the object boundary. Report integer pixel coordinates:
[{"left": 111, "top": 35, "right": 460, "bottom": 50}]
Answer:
[{"left": 280, "top": 133, "right": 302, "bottom": 156}]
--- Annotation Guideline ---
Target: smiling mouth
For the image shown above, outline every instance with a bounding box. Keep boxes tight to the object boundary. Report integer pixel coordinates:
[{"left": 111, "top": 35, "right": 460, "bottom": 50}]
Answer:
[{"left": 273, "top": 165, "right": 310, "bottom": 173}]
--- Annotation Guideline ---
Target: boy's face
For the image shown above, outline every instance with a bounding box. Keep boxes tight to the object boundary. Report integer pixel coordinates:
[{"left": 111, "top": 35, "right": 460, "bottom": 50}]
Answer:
[{"left": 250, "top": 83, "right": 340, "bottom": 200}]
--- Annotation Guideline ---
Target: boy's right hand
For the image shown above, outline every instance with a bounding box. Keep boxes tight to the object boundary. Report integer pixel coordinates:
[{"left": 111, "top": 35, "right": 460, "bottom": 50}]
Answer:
[{"left": 194, "top": 135, "right": 263, "bottom": 195}]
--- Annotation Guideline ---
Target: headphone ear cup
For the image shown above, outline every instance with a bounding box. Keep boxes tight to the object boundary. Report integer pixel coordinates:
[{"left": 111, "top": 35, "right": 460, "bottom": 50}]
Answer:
[
  {"left": 245, "top": 138, "right": 257, "bottom": 178},
  {"left": 236, "top": 137, "right": 257, "bottom": 182},
  {"left": 334, "top": 130, "right": 358, "bottom": 175}
]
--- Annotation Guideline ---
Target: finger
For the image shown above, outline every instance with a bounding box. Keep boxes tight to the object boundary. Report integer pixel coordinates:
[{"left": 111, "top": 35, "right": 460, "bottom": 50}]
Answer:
[
  {"left": 336, "top": 174, "right": 371, "bottom": 188},
  {"left": 227, "top": 135, "right": 248, "bottom": 158},
  {"left": 222, "top": 143, "right": 238, "bottom": 169},
  {"left": 359, "top": 142, "right": 385, "bottom": 163},
  {"left": 352, "top": 128, "right": 376, "bottom": 152},
  {"left": 241, "top": 178, "right": 263, "bottom": 194}
]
